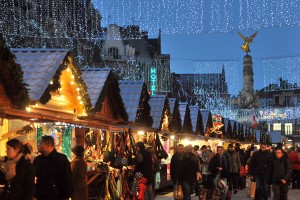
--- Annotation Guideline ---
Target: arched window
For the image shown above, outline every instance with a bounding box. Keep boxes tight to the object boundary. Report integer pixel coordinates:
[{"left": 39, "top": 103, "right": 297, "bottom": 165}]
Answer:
[{"left": 108, "top": 47, "right": 119, "bottom": 59}]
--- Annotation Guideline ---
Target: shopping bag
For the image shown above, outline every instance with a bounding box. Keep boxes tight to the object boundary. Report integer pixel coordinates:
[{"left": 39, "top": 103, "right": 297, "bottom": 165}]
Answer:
[
  {"left": 250, "top": 182, "right": 256, "bottom": 198},
  {"left": 174, "top": 181, "right": 183, "bottom": 200},
  {"left": 155, "top": 172, "right": 161, "bottom": 189},
  {"left": 239, "top": 166, "right": 246, "bottom": 177}
]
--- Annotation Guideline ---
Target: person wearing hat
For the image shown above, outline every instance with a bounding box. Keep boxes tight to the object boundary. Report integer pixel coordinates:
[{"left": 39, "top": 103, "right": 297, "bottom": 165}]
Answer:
[{"left": 71, "top": 144, "right": 88, "bottom": 200}]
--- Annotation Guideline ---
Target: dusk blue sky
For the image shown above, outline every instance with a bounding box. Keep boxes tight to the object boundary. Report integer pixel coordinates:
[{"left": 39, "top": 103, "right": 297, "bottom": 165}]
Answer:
[{"left": 94, "top": 0, "right": 300, "bottom": 94}]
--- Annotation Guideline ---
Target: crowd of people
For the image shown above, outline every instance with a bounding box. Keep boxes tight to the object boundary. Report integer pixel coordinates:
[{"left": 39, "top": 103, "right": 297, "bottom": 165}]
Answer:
[
  {"left": 170, "top": 142, "right": 300, "bottom": 200},
  {"left": 0, "top": 136, "right": 87, "bottom": 200}
]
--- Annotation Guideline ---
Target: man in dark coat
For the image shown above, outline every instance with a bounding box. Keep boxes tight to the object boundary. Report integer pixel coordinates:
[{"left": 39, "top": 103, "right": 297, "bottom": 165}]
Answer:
[
  {"left": 267, "top": 147, "right": 293, "bottom": 200},
  {"left": 34, "top": 136, "right": 73, "bottom": 200},
  {"left": 170, "top": 144, "right": 184, "bottom": 184},
  {"left": 180, "top": 145, "right": 201, "bottom": 200},
  {"left": 249, "top": 143, "right": 271, "bottom": 200}
]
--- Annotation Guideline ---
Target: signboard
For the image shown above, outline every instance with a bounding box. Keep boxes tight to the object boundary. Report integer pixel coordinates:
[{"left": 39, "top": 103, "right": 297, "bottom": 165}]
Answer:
[
  {"left": 150, "top": 68, "right": 157, "bottom": 95},
  {"left": 211, "top": 114, "right": 224, "bottom": 134}
]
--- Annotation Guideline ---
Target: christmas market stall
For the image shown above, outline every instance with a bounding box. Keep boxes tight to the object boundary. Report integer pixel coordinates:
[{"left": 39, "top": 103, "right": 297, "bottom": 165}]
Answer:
[
  {"left": 6, "top": 48, "right": 97, "bottom": 157},
  {"left": 149, "top": 95, "right": 172, "bottom": 187},
  {"left": 81, "top": 68, "right": 130, "bottom": 199}
]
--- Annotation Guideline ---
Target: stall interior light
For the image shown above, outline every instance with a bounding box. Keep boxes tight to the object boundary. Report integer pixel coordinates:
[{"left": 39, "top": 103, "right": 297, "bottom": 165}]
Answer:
[
  {"left": 170, "top": 135, "right": 175, "bottom": 140},
  {"left": 26, "top": 107, "right": 31, "bottom": 112},
  {"left": 137, "top": 131, "right": 145, "bottom": 135}
]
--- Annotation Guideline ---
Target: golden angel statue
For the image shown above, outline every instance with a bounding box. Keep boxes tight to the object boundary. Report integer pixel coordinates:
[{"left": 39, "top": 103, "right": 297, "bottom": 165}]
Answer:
[{"left": 238, "top": 31, "right": 257, "bottom": 53}]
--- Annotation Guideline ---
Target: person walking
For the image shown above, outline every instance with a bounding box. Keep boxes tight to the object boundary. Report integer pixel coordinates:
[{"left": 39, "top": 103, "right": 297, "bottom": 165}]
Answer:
[
  {"left": 249, "top": 143, "right": 271, "bottom": 200},
  {"left": 267, "top": 147, "right": 293, "bottom": 200},
  {"left": 146, "top": 146, "right": 160, "bottom": 198},
  {"left": 224, "top": 143, "right": 241, "bottom": 194},
  {"left": 135, "top": 142, "right": 153, "bottom": 200},
  {"left": 71, "top": 144, "right": 88, "bottom": 200},
  {"left": 34, "top": 135, "right": 73, "bottom": 200},
  {"left": 170, "top": 144, "right": 184, "bottom": 185},
  {"left": 0, "top": 139, "right": 35, "bottom": 200},
  {"left": 200, "top": 145, "right": 214, "bottom": 197},
  {"left": 209, "top": 146, "right": 229, "bottom": 200},
  {"left": 181, "top": 145, "right": 202, "bottom": 200},
  {"left": 288, "top": 146, "right": 300, "bottom": 189}
]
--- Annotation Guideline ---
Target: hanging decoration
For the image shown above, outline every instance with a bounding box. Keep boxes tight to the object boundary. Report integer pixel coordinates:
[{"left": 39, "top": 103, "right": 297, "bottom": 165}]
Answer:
[
  {"left": 37, "top": 126, "right": 43, "bottom": 145},
  {"left": 62, "top": 126, "right": 72, "bottom": 159}
]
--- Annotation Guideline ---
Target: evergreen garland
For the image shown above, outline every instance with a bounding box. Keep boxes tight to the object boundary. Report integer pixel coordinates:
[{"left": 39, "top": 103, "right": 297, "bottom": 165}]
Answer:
[
  {"left": 158, "top": 97, "right": 171, "bottom": 130},
  {"left": 135, "top": 83, "right": 153, "bottom": 127},
  {"left": 94, "top": 70, "right": 128, "bottom": 121},
  {"left": 39, "top": 53, "right": 94, "bottom": 116},
  {"left": 168, "top": 99, "right": 182, "bottom": 133},
  {"left": 0, "top": 35, "right": 30, "bottom": 109},
  {"left": 196, "top": 110, "right": 204, "bottom": 135},
  {"left": 182, "top": 105, "right": 193, "bottom": 133}
]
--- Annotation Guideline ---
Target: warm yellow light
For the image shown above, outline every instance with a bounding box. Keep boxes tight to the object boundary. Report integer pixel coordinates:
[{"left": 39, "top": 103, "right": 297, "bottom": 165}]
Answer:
[
  {"left": 171, "top": 135, "right": 175, "bottom": 140},
  {"left": 35, "top": 103, "right": 39, "bottom": 107},
  {"left": 76, "top": 87, "right": 80, "bottom": 91},
  {"left": 26, "top": 107, "right": 31, "bottom": 112},
  {"left": 67, "top": 68, "right": 70, "bottom": 72},
  {"left": 80, "top": 101, "right": 83, "bottom": 104},
  {"left": 78, "top": 96, "right": 82, "bottom": 100},
  {"left": 137, "top": 131, "right": 145, "bottom": 135},
  {"left": 50, "top": 80, "right": 53, "bottom": 84},
  {"left": 71, "top": 81, "right": 74, "bottom": 85},
  {"left": 71, "top": 75, "right": 74, "bottom": 79}
]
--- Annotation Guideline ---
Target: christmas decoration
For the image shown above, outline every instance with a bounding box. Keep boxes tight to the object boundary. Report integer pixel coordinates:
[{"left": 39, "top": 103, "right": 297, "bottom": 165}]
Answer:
[
  {"left": 135, "top": 83, "right": 153, "bottom": 127},
  {"left": 62, "top": 126, "right": 72, "bottom": 159},
  {"left": 0, "top": 35, "right": 30, "bottom": 109},
  {"left": 168, "top": 98, "right": 182, "bottom": 133},
  {"left": 182, "top": 104, "right": 193, "bottom": 133}
]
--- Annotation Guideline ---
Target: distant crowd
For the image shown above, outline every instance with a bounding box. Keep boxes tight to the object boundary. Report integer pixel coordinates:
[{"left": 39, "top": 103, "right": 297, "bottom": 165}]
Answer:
[{"left": 170, "top": 142, "right": 300, "bottom": 200}]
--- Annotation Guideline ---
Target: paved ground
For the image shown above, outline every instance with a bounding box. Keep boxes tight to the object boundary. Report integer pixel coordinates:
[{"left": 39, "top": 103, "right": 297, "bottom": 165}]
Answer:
[{"left": 156, "top": 179, "right": 300, "bottom": 200}]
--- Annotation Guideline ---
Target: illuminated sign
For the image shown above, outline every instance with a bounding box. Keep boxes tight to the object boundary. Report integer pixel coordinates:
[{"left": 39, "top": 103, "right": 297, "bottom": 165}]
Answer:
[
  {"left": 150, "top": 68, "right": 157, "bottom": 95},
  {"left": 211, "top": 114, "right": 224, "bottom": 134},
  {"left": 259, "top": 110, "right": 287, "bottom": 120}
]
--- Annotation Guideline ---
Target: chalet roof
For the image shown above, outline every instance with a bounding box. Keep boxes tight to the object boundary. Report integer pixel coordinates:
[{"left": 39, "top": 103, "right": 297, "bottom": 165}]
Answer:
[
  {"left": 230, "top": 120, "right": 235, "bottom": 132},
  {"left": 168, "top": 98, "right": 176, "bottom": 114},
  {"left": 11, "top": 48, "right": 69, "bottom": 101},
  {"left": 189, "top": 106, "right": 199, "bottom": 132},
  {"left": 81, "top": 68, "right": 111, "bottom": 108},
  {"left": 200, "top": 109, "right": 210, "bottom": 130},
  {"left": 224, "top": 118, "right": 229, "bottom": 132},
  {"left": 179, "top": 102, "right": 188, "bottom": 126},
  {"left": 118, "top": 80, "right": 144, "bottom": 122},
  {"left": 149, "top": 95, "right": 166, "bottom": 129}
]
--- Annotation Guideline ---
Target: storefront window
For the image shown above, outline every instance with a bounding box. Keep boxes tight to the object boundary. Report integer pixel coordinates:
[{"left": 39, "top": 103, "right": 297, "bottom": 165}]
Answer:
[
  {"left": 284, "top": 123, "right": 293, "bottom": 135},
  {"left": 273, "top": 123, "right": 281, "bottom": 131}
]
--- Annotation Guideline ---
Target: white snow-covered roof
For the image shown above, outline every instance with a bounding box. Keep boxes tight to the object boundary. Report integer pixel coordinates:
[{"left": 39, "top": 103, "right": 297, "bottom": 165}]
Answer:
[
  {"left": 200, "top": 109, "right": 210, "bottom": 130},
  {"left": 118, "top": 80, "right": 144, "bottom": 122},
  {"left": 179, "top": 102, "right": 188, "bottom": 126},
  {"left": 81, "top": 68, "right": 111, "bottom": 108},
  {"left": 149, "top": 95, "right": 166, "bottom": 129},
  {"left": 189, "top": 106, "right": 199, "bottom": 132},
  {"left": 11, "top": 48, "right": 69, "bottom": 101},
  {"left": 168, "top": 98, "right": 176, "bottom": 114}
]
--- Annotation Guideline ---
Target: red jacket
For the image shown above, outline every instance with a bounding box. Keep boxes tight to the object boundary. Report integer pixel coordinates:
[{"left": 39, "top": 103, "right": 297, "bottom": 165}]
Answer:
[{"left": 288, "top": 152, "right": 300, "bottom": 170}]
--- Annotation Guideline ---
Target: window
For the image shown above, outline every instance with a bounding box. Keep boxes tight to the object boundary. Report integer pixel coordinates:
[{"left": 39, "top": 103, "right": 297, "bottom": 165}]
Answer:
[
  {"left": 285, "top": 123, "right": 293, "bottom": 135},
  {"left": 285, "top": 96, "right": 291, "bottom": 107},
  {"left": 108, "top": 47, "right": 119, "bottom": 59},
  {"left": 273, "top": 123, "right": 281, "bottom": 131},
  {"left": 274, "top": 96, "right": 279, "bottom": 106}
]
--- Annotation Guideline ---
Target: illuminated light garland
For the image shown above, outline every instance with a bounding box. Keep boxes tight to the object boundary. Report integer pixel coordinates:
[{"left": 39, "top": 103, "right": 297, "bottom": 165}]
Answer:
[
  {"left": 194, "top": 60, "right": 240, "bottom": 96},
  {"left": 262, "top": 56, "right": 300, "bottom": 90}
]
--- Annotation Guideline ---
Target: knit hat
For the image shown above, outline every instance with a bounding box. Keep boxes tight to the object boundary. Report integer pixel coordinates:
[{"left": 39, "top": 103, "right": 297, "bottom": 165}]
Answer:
[
  {"left": 134, "top": 172, "right": 144, "bottom": 180},
  {"left": 72, "top": 144, "right": 85, "bottom": 158},
  {"left": 228, "top": 144, "right": 234, "bottom": 148}
]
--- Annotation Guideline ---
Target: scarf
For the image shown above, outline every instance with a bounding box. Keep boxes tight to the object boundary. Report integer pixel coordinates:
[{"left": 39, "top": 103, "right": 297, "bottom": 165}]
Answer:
[{"left": 4, "top": 153, "right": 23, "bottom": 181}]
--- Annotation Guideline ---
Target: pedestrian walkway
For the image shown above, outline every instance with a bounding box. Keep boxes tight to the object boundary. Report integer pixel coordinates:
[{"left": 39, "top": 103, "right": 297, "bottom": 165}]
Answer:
[{"left": 156, "top": 180, "right": 300, "bottom": 200}]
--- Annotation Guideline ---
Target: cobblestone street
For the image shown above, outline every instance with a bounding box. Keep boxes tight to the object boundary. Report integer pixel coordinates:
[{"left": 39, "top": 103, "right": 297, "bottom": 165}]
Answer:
[{"left": 156, "top": 180, "right": 300, "bottom": 200}]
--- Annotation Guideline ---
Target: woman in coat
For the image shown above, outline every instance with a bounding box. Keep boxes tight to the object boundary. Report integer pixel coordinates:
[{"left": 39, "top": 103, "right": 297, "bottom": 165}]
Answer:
[
  {"left": 71, "top": 144, "right": 88, "bottom": 200},
  {"left": 0, "top": 139, "right": 35, "bottom": 200}
]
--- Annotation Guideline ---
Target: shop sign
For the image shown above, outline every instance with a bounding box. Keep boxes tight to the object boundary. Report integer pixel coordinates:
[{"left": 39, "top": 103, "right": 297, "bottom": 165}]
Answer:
[
  {"left": 259, "top": 110, "right": 287, "bottom": 120},
  {"left": 211, "top": 114, "right": 224, "bottom": 134},
  {"left": 150, "top": 68, "right": 157, "bottom": 95}
]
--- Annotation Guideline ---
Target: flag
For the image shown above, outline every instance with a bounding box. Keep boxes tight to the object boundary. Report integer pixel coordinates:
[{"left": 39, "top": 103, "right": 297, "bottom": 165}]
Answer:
[{"left": 247, "top": 113, "right": 258, "bottom": 129}]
